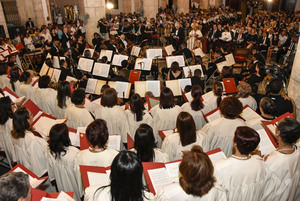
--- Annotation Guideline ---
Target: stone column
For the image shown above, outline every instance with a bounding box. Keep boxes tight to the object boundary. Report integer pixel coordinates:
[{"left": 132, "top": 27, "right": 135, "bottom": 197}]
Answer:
[
  {"left": 82, "top": 0, "right": 106, "bottom": 44},
  {"left": 17, "top": 0, "right": 46, "bottom": 27},
  {"left": 177, "top": 0, "right": 189, "bottom": 13},
  {"left": 199, "top": 0, "right": 209, "bottom": 9},
  {"left": 143, "top": 0, "right": 159, "bottom": 19},
  {"left": 0, "top": 3, "right": 8, "bottom": 37},
  {"left": 159, "top": 0, "right": 168, "bottom": 9}
]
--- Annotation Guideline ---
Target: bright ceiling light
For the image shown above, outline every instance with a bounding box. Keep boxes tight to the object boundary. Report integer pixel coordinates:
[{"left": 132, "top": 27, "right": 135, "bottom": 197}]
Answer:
[
  {"left": 107, "top": 2, "right": 114, "bottom": 9},
  {"left": 267, "top": 0, "right": 272, "bottom": 2}
]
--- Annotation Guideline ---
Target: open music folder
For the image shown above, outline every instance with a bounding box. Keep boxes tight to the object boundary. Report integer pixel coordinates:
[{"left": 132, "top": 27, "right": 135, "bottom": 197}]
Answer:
[
  {"left": 158, "top": 129, "right": 176, "bottom": 140},
  {"left": 146, "top": 48, "right": 163, "bottom": 59},
  {"left": 182, "top": 65, "right": 204, "bottom": 77},
  {"left": 127, "top": 133, "right": 135, "bottom": 149},
  {"left": 78, "top": 57, "right": 94, "bottom": 72},
  {"left": 129, "top": 70, "right": 141, "bottom": 84},
  {"left": 80, "top": 165, "right": 111, "bottom": 189},
  {"left": 112, "top": 54, "right": 129, "bottom": 66},
  {"left": 135, "top": 80, "right": 161, "bottom": 97},
  {"left": 145, "top": 96, "right": 160, "bottom": 110},
  {"left": 23, "top": 99, "right": 43, "bottom": 122},
  {"left": 53, "top": 56, "right": 66, "bottom": 68},
  {"left": 164, "top": 45, "right": 175, "bottom": 56},
  {"left": 2, "top": 87, "right": 19, "bottom": 103},
  {"left": 134, "top": 58, "right": 153, "bottom": 71},
  {"left": 99, "top": 50, "right": 113, "bottom": 62},
  {"left": 165, "top": 78, "right": 192, "bottom": 96},
  {"left": 31, "top": 189, "right": 74, "bottom": 201},
  {"left": 166, "top": 55, "right": 185, "bottom": 68},
  {"left": 85, "top": 78, "right": 107, "bottom": 95},
  {"left": 131, "top": 46, "right": 141, "bottom": 57},
  {"left": 79, "top": 133, "right": 121, "bottom": 151},
  {"left": 92, "top": 63, "right": 110, "bottom": 78},
  {"left": 10, "top": 163, "right": 48, "bottom": 188},
  {"left": 108, "top": 81, "right": 131, "bottom": 99},
  {"left": 40, "top": 63, "right": 50, "bottom": 76},
  {"left": 193, "top": 48, "right": 205, "bottom": 57}
]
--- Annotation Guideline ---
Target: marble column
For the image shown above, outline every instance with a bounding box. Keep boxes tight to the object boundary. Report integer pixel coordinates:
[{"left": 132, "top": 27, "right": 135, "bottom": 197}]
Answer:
[
  {"left": 200, "top": 0, "right": 209, "bottom": 9},
  {"left": 177, "top": 0, "right": 189, "bottom": 13},
  {"left": 82, "top": 0, "right": 106, "bottom": 44},
  {"left": 143, "top": 0, "right": 159, "bottom": 19},
  {"left": 0, "top": 3, "right": 8, "bottom": 37}
]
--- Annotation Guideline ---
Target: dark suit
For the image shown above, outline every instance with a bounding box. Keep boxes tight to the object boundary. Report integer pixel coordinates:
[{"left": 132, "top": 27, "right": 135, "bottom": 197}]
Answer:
[
  {"left": 171, "top": 27, "right": 185, "bottom": 50},
  {"left": 61, "top": 32, "right": 71, "bottom": 50}
]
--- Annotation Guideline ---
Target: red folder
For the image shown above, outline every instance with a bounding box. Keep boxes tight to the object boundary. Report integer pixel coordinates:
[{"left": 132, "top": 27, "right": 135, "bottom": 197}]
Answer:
[
  {"left": 2, "top": 86, "right": 19, "bottom": 100},
  {"left": 142, "top": 162, "right": 165, "bottom": 195},
  {"left": 158, "top": 129, "right": 175, "bottom": 140},
  {"left": 80, "top": 165, "right": 111, "bottom": 189},
  {"left": 31, "top": 78, "right": 39, "bottom": 87},
  {"left": 80, "top": 133, "right": 90, "bottom": 150},
  {"left": 31, "top": 188, "right": 74, "bottom": 201},
  {"left": 203, "top": 107, "right": 220, "bottom": 122},
  {"left": 145, "top": 96, "right": 160, "bottom": 110},
  {"left": 32, "top": 112, "right": 56, "bottom": 127},
  {"left": 127, "top": 133, "right": 134, "bottom": 150},
  {"left": 222, "top": 78, "right": 237, "bottom": 94},
  {"left": 206, "top": 148, "right": 222, "bottom": 155},
  {"left": 23, "top": 99, "right": 41, "bottom": 118},
  {"left": 129, "top": 70, "right": 141, "bottom": 84}
]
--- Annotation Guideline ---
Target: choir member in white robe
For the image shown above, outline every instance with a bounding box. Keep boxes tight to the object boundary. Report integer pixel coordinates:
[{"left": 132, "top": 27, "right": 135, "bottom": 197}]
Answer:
[
  {"left": 130, "top": 124, "right": 169, "bottom": 163},
  {"left": 7, "top": 67, "right": 21, "bottom": 95},
  {"left": 52, "top": 81, "right": 71, "bottom": 119},
  {"left": 237, "top": 81, "right": 257, "bottom": 111},
  {"left": 47, "top": 123, "right": 80, "bottom": 201},
  {"left": 0, "top": 97, "right": 17, "bottom": 162},
  {"left": 84, "top": 151, "right": 154, "bottom": 201},
  {"left": 19, "top": 71, "right": 36, "bottom": 102},
  {"left": 11, "top": 108, "right": 48, "bottom": 177},
  {"left": 65, "top": 89, "right": 94, "bottom": 129},
  {"left": 34, "top": 75, "right": 57, "bottom": 115},
  {"left": 125, "top": 94, "right": 153, "bottom": 138},
  {"left": 181, "top": 85, "right": 206, "bottom": 130},
  {"left": 262, "top": 117, "right": 300, "bottom": 201},
  {"left": 214, "top": 126, "right": 265, "bottom": 201},
  {"left": 74, "top": 119, "right": 118, "bottom": 196},
  {"left": 0, "top": 63, "right": 10, "bottom": 88},
  {"left": 202, "top": 81, "right": 223, "bottom": 115},
  {"left": 94, "top": 88, "right": 130, "bottom": 143},
  {"left": 155, "top": 145, "right": 227, "bottom": 201},
  {"left": 201, "top": 96, "right": 246, "bottom": 157},
  {"left": 162, "top": 112, "right": 206, "bottom": 161},
  {"left": 150, "top": 87, "right": 182, "bottom": 147}
]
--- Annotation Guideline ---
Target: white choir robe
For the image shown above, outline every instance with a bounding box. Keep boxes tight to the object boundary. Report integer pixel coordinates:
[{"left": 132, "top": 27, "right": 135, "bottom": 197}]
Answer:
[
  {"left": 12, "top": 131, "right": 48, "bottom": 177},
  {"left": 52, "top": 97, "right": 71, "bottom": 119},
  {"left": 19, "top": 83, "right": 37, "bottom": 102},
  {"left": 130, "top": 148, "right": 169, "bottom": 163},
  {"left": 74, "top": 148, "right": 119, "bottom": 197},
  {"left": 154, "top": 182, "right": 227, "bottom": 201},
  {"left": 214, "top": 155, "right": 266, "bottom": 201},
  {"left": 201, "top": 95, "right": 219, "bottom": 115},
  {"left": 7, "top": 81, "right": 21, "bottom": 95},
  {"left": 65, "top": 104, "right": 94, "bottom": 129},
  {"left": 84, "top": 98, "right": 99, "bottom": 117},
  {"left": 47, "top": 146, "right": 81, "bottom": 201},
  {"left": 35, "top": 88, "right": 57, "bottom": 115},
  {"left": 161, "top": 131, "right": 206, "bottom": 161},
  {"left": 181, "top": 102, "right": 206, "bottom": 130},
  {"left": 95, "top": 105, "right": 130, "bottom": 143},
  {"left": 0, "top": 74, "right": 10, "bottom": 88},
  {"left": 262, "top": 147, "right": 300, "bottom": 201},
  {"left": 0, "top": 118, "right": 17, "bottom": 162},
  {"left": 238, "top": 96, "right": 257, "bottom": 111},
  {"left": 150, "top": 105, "right": 182, "bottom": 147},
  {"left": 84, "top": 185, "right": 154, "bottom": 201},
  {"left": 125, "top": 110, "right": 153, "bottom": 138},
  {"left": 201, "top": 117, "right": 246, "bottom": 157}
]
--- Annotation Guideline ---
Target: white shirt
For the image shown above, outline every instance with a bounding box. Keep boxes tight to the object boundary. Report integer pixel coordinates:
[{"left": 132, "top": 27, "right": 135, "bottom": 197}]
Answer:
[
  {"left": 35, "top": 87, "right": 57, "bottom": 115},
  {"left": 65, "top": 104, "right": 94, "bottom": 129},
  {"left": 238, "top": 96, "right": 257, "bottom": 111},
  {"left": 181, "top": 102, "right": 206, "bottom": 130},
  {"left": 0, "top": 118, "right": 17, "bottom": 162},
  {"left": 0, "top": 74, "right": 10, "bottom": 88}
]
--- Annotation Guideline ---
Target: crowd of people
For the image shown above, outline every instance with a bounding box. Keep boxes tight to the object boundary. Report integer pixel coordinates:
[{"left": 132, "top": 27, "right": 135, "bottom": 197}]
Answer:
[{"left": 0, "top": 5, "right": 300, "bottom": 201}]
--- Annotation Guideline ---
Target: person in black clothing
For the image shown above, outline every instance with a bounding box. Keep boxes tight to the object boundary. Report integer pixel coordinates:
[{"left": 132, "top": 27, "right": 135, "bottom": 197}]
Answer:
[
  {"left": 50, "top": 38, "right": 61, "bottom": 56},
  {"left": 167, "top": 61, "right": 183, "bottom": 80},
  {"left": 59, "top": 59, "right": 71, "bottom": 81},
  {"left": 92, "top": 33, "right": 102, "bottom": 52},
  {"left": 25, "top": 18, "right": 35, "bottom": 29},
  {"left": 176, "top": 43, "right": 193, "bottom": 65},
  {"left": 61, "top": 27, "right": 71, "bottom": 50},
  {"left": 171, "top": 23, "right": 185, "bottom": 50},
  {"left": 98, "top": 19, "right": 108, "bottom": 40},
  {"left": 191, "top": 69, "right": 205, "bottom": 90}
]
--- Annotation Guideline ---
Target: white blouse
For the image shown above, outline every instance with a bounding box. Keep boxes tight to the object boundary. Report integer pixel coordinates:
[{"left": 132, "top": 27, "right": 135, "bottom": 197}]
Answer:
[
  {"left": 181, "top": 102, "right": 206, "bottom": 130},
  {"left": 65, "top": 104, "right": 94, "bottom": 129},
  {"left": 238, "top": 96, "right": 257, "bottom": 111},
  {"left": 125, "top": 110, "right": 153, "bottom": 138}
]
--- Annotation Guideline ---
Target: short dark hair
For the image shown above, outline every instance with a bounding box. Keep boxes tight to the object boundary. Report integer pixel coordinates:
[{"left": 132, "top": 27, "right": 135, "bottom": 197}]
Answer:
[
  {"left": 19, "top": 71, "right": 31, "bottom": 83},
  {"left": 0, "top": 96, "right": 13, "bottom": 125},
  {"left": 259, "top": 97, "right": 276, "bottom": 116},
  {"left": 0, "top": 63, "right": 8, "bottom": 75},
  {"left": 171, "top": 62, "right": 180, "bottom": 72},
  {"left": 0, "top": 172, "right": 30, "bottom": 201},
  {"left": 38, "top": 75, "right": 51, "bottom": 88},
  {"left": 12, "top": 108, "right": 30, "bottom": 139},
  {"left": 86, "top": 119, "right": 109, "bottom": 148},
  {"left": 234, "top": 126, "right": 260, "bottom": 155},
  {"left": 159, "top": 87, "right": 174, "bottom": 109},
  {"left": 71, "top": 88, "right": 85, "bottom": 105},
  {"left": 277, "top": 118, "right": 300, "bottom": 145},
  {"left": 49, "top": 123, "right": 71, "bottom": 159},
  {"left": 101, "top": 88, "right": 117, "bottom": 107},
  {"left": 134, "top": 124, "right": 155, "bottom": 162},
  {"left": 177, "top": 112, "right": 196, "bottom": 146},
  {"left": 179, "top": 145, "right": 215, "bottom": 197},
  {"left": 220, "top": 96, "right": 243, "bottom": 119},
  {"left": 268, "top": 79, "right": 282, "bottom": 94}
]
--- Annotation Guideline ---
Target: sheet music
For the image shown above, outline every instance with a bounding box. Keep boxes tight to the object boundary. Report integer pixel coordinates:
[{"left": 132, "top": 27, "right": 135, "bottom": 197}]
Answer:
[
  {"left": 3, "top": 91, "right": 17, "bottom": 103},
  {"left": 99, "top": 50, "right": 113, "bottom": 61},
  {"left": 131, "top": 46, "right": 141, "bottom": 57},
  {"left": 165, "top": 161, "right": 180, "bottom": 183},
  {"left": 146, "top": 80, "right": 160, "bottom": 97},
  {"left": 112, "top": 55, "right": 129, "bottom": 66},
  {"left": 178, "top": 78, "right": 192, "bottom": 91},
  {"left": 107, "top": 135, "right": 121, "bottom": 151},
  {"left": 148, "top": 167, "right": 173, "bottom": 194},
  {"left": 69, "top": 130, "right": 80, "bottom": 147},
  {"left": 207, "top": 150, "right": 227, "bottom": 164},
  {"left": 93, "top": 63, "right": 110, "bottom": 77},
  {"left": 225, "top": 53, "right": 235, "bottom": 66},
  {"left": 33, "top": 117, "right": 66, "bottom": 138},
  {"left": 66, "top": 76, "right": 78, "bottom": 82},
  {"left": 166, "top": 56, "right": 185, "bottom": 68},
  {"left": 52, "top": 69, "right": 61, "bottom": 82},
  {"left": 206, "top": 110, "right": 221, "bottom": 122},
  {"left": 135, "top": 58, "right": 153, "bottom": 71},
  {"left": 216, "top": 61, "right": 227, "bottom": 72},
  {"left": 94, "top": 80, "right": 107, "bottom": 95},
  {"left": 87, "top": 171, "right": 110, "bottom": 187},
  {"left": 241, "top": 106, "right": 262, "bottom": 122},
  {"left": 53, "top": 56, "right": 65, "bottom": 68},
  {"left": 115, "top": 82, "right": 129, "bottom": 98},
  {"left": 47, "top": 68, "right": 54, "bottom": 78},
  {"left": 40, "top": 63, "right": 49, "bottom": 76},
  {"left": 78, "top": 58, "right": 94, "bottom": 72},
  {"left": 257, "top": 129, "right": 276, "bottom": 155},
  {"left": 85, "top": 78, "right": 98, "bottom": 94},
  {"left": 267, "top": 124, "right": 276, "bottom": 135},
  {"left": 165, "top": 45, "right": 175, "bottom": 56},
  {"left": 183, "top": 65, "right": 204, "bottom": 77},
  {"left": 146, "top": 49, "right": 163, "bottom": 59},
  {"left": 13, "top": 167, "right": 44, "bottom": 188},
  {"left": 83, "top": 48, "right": 95, "bottom": 57},
  {"left": 135, "top": 81, "right": 147, "bottom": 97},
  {"left": 193, "top": 48, "right": 205, "bottom": 57},
  {"left": 165, "top": 80, "right": 180, "bottom": 96},
  {"left": 185, "top": 92, "right": 193, "bottom": 102}
]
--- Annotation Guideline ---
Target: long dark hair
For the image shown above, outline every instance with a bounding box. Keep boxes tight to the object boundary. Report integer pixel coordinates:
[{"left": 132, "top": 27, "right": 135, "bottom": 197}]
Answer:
[
  {"left": 49, "top": 123, "right": 71, "bottom": 159},
  {"left": 213, "top": 81, "right": 223, "bottom": 107},
  {"left": 134, "top": 124, "right": 155, "bottom": 162},
  {"left": 57, "top": 81, "right": 71, "bottom": 108},
  {"left": 0, "top": 97, "right": 13, "bottom": 125},
  {"left": 9, "top": 68, "right": 20, "bottom": 92},
  {"left": 130, "top": 94, "right": 145, "bottom": 122},
  {"left": 191, "top": 85, "right": 204, "bottom": 111},
  {"left": 160, "top": 87, "right": 175, "bottom": 109},
  {"left": 19, "top": 71, "right": 31, "bottom": 83},
  {"left": 12, "top": 108, "right": 30, "bottom": 139},
  {"left": 177, "top": 112, "right": 196, "bottom": 146}
]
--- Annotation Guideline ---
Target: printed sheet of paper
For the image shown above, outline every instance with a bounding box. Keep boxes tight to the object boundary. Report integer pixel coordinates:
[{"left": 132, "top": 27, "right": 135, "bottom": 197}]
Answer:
[
  {"left": 146, "top": 80, "right": 160, "bottom": 97},
  {"left": 131, "top": 46, "right": 141, "bottom": 57},
  {"left": 107, "top": 135, "right": 121, "bottom": 151},
  {"left": 193, "top": 48, "right": 205, "bottom": 57},
  {"left": 225, "top": 53, "right": 235, "bottom": 66},
  {"left": 165, "top": 161, "right": 180, "bottom": 183},
  {"left": 51, "top": 69, "right": 61, "bottom": 82},
  {"left": 148, "top": 167, "right": 173, "bottom": 194},
  {"left": 53, "top": 56, "right": 65, "bottom": 68},
  {"left": 164, "top": 45, "right": 175, "bottom": 56},
  {"left": 110, "top": 81, "right": 131, "bottom": 98},
  {"left": 241, "top": 106, "right": 263, "bottom": 122},
  {"left": 165, "top": 80, "right": 180, "bottom": 96},
  {"left": 85, "top": 78, "right": 98, "bottom": 94},
  {"left": 207, "top": 150, "right": 227, "bottom": 164},
  {"left": 184, "top": 92, "right": 193, "bottom": 102},
  {"left": 40, "top": 63, "right": 49, "bottom": 76},
  {"left": 216, "top": 60, "right": 227, "bottom": 72},
  {"left": 92, "top": 63, "right": 110, "bottom": 78},
  {"left": 99, "top": 50, "right": 113, "bottom": 61},
  {"left": 183, "top": 65, "right": 204, "bottom": 77},
  {"left": 256, "top": 129, "right": 276, "bottom": 155},
  {"left": 166, "top": 56, "right": 185, "bottom": 68},
  {"left": 112, "top": 55, "right": 129, "bottom": 66},
  {"left": 69, "top": 130, "right": 80, "bottom": 147},
  {"left": 78, "top": 58, "right": 94, "bottom": 72},
  {"left": 33, "top": 117, "right": 66, "bottom": 138},
  {"left": 47, "top": 68, "right": 54, "bottom": 78},
  {"left": 94, "top": 80, "right": 107, "bottom": 95},
  {"left": 146, "top": 49, "right": 163, "bottom": 59},
  {"left": 135, "top": 58, "right": 153, "bottom": 71},
  {"left": 83, "top": 48, "right": 95, "bottom": 57},
  {"left": 178, "top": 78, "right": 192, "bottom": 91},
  {"left": 87, "top": 171, "right": 110, "bottom": 187},
  {"left": 135, "top": 81, "right": 147, "bottom": 97},
  {"left": 206, "top": 110, "right": 221, "bottom": 122}
]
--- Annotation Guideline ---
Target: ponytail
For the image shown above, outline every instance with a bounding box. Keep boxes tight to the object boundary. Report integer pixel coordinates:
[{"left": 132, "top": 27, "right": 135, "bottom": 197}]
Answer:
[
  {"left": 213, "top": 82, "right": 223, "bottom": 107},
  {"left": 190, "top": 85, "right": 204, "bottom": 111}
]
